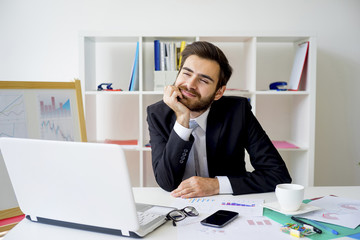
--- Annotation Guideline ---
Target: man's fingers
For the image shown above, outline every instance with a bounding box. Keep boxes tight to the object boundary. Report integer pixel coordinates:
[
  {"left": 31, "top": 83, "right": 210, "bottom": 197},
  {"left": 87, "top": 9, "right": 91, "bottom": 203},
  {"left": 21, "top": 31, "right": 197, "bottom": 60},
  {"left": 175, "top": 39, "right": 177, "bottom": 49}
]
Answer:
[
  {"left": 171, "top": 188, "right": 190, "bottom": 198},
  {"left": 163, "top": 86, "right": 184, "bottom": 110},
  {"left": 180, "top": 191, "right": 197, "bottom": 199},
  {"left": 171, "top": 177, "right": 220, "bottom": 198},
  {"left": 171, "top": 179, "right": 192, "bottom": 197}
]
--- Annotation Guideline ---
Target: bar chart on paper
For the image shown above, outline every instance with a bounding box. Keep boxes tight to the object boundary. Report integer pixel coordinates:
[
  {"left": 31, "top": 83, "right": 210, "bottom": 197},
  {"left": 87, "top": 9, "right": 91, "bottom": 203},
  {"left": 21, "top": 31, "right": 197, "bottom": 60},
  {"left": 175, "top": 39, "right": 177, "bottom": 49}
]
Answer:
[
  {"left": 246, "top": 218, "right": 272, "bottom": 226},
  {"left": 38, "top": 95, "right": 74, "bottom": 141},
  {"left": 172, "top": 197, "right": 263, "bottom": 216},
  {"left": 0, "top": 93, "right": 28, "bottom": 138}
]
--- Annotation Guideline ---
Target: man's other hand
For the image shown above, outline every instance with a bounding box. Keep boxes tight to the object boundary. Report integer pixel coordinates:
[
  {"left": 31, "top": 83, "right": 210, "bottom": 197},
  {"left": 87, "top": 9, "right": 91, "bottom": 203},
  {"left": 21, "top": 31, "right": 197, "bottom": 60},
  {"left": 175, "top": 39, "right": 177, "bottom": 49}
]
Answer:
[{"left": 170, "top": 177, "right": 219, "bottom": 198}]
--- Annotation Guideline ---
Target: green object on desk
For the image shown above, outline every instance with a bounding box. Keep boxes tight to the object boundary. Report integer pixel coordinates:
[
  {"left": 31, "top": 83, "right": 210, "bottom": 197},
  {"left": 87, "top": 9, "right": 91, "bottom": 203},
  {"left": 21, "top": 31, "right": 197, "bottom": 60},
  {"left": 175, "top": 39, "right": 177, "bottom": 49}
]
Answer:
[{"left": 263, "top": 200, "right": 360, "bottom": 240}]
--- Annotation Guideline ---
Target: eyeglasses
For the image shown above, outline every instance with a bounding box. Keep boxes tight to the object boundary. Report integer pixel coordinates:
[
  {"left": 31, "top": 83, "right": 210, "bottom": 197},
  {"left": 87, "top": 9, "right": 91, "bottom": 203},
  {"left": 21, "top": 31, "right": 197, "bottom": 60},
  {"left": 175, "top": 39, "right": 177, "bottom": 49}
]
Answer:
[{"left": 166, "top": 206, "right": 199, "bottom": 226}]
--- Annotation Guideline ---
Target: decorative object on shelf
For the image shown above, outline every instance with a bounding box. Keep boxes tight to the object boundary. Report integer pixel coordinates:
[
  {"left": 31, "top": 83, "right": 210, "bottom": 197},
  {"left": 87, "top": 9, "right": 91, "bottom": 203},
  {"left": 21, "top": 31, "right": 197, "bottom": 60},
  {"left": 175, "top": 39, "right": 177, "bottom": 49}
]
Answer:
[
  {"left": 97, "top": 83, "right": 113, "bottom": 91},
  {"left": 97, "top": 83, "right": 122, "bottom": 91},
  {"left": 269, "top": 81, "right": 288, "bottom": 91}
]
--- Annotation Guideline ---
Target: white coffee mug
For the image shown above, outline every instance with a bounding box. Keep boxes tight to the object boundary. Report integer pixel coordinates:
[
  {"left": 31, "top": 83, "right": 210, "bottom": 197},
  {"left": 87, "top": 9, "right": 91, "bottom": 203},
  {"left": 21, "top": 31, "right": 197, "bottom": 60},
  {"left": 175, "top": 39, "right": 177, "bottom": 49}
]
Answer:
[{"left": 275, "top": 184, "right": 304, "bottom": 212}]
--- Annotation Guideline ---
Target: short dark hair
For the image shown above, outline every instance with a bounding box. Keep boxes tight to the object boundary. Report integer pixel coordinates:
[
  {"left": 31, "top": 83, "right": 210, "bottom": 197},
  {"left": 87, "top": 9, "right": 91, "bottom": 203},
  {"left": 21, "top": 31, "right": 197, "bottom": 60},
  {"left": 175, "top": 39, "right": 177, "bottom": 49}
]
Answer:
[{"left": 179, "top": 41, "right": 233, "bottom": 89}]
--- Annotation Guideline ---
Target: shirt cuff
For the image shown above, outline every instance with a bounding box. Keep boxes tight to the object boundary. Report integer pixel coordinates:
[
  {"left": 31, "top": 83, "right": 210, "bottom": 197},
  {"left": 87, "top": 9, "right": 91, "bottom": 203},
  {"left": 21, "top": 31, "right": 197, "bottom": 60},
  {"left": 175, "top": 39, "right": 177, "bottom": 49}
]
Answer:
[
  {"left": 174, "top": 121, "right": 193, "bottom": 141},
  {"left": 216, "top": 176, "right": 234, "bottom": 194}
]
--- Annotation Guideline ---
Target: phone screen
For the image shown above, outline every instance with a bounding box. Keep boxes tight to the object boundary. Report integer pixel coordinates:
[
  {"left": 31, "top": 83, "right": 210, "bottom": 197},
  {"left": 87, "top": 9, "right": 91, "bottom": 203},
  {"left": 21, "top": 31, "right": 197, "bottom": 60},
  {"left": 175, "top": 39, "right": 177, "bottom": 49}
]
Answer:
[{"left": 200, "top": 210, "right": 238, "bottom": 228}]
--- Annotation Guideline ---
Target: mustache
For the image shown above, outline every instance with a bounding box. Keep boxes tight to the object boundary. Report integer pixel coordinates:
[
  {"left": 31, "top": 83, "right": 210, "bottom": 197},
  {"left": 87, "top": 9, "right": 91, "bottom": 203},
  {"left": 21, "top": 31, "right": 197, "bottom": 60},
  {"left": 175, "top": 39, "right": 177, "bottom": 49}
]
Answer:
[{"left": 178, "top": 86, "right": 200, "bottom": 98}]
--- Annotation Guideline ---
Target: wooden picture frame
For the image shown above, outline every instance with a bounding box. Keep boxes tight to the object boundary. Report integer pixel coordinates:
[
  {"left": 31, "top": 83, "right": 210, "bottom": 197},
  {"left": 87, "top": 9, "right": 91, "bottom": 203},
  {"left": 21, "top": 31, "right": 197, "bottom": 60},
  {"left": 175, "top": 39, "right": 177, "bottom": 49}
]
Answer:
[{"left": 0, "top": 79, "right": 87, "bottom": 142}]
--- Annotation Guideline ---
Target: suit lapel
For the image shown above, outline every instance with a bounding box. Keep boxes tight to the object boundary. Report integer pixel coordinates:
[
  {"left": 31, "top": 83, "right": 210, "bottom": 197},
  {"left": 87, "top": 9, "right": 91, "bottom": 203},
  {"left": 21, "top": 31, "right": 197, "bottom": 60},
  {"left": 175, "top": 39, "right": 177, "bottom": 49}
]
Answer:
[{"left": 206, "top": 103, "right": 224, "bottom": 176}]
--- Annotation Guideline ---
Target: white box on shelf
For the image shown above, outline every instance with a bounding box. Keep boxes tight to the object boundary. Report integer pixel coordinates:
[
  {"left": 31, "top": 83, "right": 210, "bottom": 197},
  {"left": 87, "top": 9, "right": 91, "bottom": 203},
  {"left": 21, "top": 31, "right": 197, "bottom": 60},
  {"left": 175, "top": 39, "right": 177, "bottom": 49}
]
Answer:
[{"left": 153, "top": 71, "right": 178, "bottom": 91}]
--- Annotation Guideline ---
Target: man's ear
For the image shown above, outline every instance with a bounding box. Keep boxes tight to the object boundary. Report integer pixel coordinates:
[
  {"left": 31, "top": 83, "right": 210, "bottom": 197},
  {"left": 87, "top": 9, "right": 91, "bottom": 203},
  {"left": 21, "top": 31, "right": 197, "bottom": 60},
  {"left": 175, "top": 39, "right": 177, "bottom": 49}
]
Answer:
[{"left": 214, "top": 85, "right": 226, "bottom": 101}]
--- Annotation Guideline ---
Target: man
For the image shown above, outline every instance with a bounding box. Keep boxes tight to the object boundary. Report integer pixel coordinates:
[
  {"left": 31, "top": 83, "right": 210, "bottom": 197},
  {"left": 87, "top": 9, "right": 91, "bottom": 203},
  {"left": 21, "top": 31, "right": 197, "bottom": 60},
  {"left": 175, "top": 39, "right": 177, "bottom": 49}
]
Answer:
[{"left": 147, "top": 41, "right": 291, "bottom": 198}]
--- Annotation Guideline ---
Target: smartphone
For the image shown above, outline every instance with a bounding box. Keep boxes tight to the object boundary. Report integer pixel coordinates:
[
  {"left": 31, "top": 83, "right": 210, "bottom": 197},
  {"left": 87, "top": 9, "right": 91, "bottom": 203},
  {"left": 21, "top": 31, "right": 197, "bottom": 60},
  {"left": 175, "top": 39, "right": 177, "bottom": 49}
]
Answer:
[{"left": 200, "top": 210, "right": 239, "bottom": 228}]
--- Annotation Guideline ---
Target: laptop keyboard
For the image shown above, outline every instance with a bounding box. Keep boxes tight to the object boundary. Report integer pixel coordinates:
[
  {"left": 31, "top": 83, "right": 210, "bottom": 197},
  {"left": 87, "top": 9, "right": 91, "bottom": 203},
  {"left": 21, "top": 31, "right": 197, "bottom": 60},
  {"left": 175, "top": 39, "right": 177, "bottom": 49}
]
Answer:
[{"left": 137, "top": 211, "right": 163, "bottom": 226}]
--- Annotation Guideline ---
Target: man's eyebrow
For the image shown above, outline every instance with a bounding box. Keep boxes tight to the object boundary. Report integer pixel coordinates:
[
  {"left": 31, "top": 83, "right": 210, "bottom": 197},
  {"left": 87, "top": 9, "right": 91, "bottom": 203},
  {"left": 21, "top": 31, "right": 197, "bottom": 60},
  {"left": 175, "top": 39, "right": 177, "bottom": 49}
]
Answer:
[{"left": 182, "top": 67, "right": 215, "bottom": 82}]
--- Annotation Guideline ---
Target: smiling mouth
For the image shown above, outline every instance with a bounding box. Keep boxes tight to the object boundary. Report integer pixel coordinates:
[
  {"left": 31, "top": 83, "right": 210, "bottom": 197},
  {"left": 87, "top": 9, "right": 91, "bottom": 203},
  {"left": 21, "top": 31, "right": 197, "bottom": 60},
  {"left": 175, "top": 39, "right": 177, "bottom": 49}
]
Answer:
[
  {"left": 178, "top": 86, "right": 200, "bottom": 98},
  {"left": 181, "top": 89, "right": 197, "bottom": 98}
]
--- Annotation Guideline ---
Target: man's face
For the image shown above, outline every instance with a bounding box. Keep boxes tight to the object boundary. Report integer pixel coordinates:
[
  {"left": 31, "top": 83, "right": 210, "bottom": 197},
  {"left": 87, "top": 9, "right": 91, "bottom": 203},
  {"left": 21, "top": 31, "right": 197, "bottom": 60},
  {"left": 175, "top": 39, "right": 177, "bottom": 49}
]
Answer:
[{"left": 174, "top": 55, "right": 224, "bottom": 113}]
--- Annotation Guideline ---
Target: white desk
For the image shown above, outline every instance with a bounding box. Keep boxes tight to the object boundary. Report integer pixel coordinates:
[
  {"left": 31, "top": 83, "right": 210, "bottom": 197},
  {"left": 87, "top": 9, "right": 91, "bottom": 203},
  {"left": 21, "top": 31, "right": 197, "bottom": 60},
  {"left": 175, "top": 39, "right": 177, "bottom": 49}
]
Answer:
[{"left": 3, "top": 186, "right": 360, "bottom": 240}]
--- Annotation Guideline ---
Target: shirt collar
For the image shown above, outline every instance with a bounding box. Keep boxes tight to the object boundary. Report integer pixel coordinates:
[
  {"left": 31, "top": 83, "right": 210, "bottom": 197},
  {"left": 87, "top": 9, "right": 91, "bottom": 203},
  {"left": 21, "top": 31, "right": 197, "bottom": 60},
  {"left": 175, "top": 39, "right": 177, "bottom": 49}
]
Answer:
[{"left": 191, "top": 108, "right": 210, "bottom": 131}]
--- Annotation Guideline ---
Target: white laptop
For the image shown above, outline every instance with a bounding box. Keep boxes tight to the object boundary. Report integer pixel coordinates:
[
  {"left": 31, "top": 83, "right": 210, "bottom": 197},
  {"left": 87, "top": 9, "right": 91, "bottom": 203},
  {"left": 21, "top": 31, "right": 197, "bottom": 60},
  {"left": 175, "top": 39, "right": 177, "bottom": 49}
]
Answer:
[{"left": 0, "top": 137, "right": 174, "bottom": 237}]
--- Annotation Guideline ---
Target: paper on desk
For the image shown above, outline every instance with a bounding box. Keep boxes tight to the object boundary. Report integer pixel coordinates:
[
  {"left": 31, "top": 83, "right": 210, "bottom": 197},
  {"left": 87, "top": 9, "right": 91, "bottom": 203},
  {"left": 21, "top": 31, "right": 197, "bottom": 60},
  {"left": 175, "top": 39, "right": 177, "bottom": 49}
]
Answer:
[
  {"left": 298, "top": 195, "right": 360, "bottom": 229},
  {"left": 172, "top": 196, "right": 263, "bottom": 216},
  {"left": 176, "top": 215, "right": 290, "bottom": 240}
]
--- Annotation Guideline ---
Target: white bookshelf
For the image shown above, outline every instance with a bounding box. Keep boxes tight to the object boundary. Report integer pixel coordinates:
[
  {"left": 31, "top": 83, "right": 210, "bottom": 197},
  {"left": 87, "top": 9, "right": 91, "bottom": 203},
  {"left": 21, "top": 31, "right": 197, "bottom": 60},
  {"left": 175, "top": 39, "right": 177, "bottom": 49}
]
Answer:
[{"left": 79, "top": 33, "right": 316, "bottom": 188}]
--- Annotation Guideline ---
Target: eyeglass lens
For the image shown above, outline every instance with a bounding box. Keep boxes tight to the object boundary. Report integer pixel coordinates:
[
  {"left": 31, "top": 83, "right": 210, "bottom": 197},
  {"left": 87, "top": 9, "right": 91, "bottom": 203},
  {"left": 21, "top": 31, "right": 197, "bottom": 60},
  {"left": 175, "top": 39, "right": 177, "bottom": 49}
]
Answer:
[
  {"left": 168, "top": 211, "right": 186, "bottom": 221},
  {"left": 183, "top": 206, "right": 198, "bottom": 216},
  {"left": 167, "top": 206, "right": 199, "bottom": 226}
]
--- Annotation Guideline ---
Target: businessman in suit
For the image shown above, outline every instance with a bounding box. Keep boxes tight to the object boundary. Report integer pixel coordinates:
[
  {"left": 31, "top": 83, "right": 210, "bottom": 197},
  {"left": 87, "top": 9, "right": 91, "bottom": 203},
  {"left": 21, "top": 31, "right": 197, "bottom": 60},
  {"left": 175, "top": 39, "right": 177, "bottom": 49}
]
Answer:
[{"left": 147, "top": 41, "right": 291, "bottom": 198}]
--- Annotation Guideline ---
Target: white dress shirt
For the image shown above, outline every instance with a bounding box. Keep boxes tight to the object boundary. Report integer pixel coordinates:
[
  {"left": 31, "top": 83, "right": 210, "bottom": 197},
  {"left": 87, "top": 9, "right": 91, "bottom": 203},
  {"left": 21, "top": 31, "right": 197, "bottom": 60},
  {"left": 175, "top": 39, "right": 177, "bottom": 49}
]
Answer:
[{"left": 173, "top": 109, "right": 233, "bottom": 194}]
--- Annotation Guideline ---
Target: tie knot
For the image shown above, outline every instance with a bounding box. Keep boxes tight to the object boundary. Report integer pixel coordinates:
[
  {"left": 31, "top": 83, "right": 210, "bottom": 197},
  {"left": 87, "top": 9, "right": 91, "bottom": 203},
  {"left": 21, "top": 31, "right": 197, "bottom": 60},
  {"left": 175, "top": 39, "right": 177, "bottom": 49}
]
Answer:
[{"left": 189, "top": 120, "right": 199, "bottom": 130}]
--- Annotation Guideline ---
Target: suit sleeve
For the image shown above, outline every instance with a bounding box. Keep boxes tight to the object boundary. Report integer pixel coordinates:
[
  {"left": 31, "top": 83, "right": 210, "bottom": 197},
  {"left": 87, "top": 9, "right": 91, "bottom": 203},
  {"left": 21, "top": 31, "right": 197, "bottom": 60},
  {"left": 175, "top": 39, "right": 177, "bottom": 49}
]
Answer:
[
  {"left": 146, "top": 105, "right": 194, "bottom": 192},
  {"left": 229, "top": 101, "right": 292, "bottom": 195}
]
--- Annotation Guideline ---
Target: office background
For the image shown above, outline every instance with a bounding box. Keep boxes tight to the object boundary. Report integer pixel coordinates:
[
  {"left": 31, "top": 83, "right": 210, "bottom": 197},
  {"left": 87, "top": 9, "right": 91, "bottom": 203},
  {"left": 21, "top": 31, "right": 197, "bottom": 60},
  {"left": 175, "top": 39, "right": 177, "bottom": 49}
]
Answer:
[{"left": 0, "top": 0, "right": 359, "bottom": 210}]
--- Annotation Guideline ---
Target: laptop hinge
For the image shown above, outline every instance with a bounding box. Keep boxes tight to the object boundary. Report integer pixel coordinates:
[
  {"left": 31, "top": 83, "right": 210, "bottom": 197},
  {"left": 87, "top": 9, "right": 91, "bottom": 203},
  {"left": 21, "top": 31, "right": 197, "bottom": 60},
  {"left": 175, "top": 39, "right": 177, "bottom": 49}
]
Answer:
[
  {"left": 29, "top": 215, "right": 38, "bottom": 222},
  {"left": 121, "top": 230, "right": 130, "bottom": 236}
]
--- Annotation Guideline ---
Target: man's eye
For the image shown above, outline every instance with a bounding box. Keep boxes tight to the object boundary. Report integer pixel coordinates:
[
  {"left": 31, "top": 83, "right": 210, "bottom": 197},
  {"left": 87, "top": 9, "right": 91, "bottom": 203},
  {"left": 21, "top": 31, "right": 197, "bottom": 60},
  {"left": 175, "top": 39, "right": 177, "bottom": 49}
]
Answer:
[
  {"left": 200, "top": 79, "right": 209, "bottom": 84},
  {"left": 183, "top": 72, "right": 191, "bottom": 76}
]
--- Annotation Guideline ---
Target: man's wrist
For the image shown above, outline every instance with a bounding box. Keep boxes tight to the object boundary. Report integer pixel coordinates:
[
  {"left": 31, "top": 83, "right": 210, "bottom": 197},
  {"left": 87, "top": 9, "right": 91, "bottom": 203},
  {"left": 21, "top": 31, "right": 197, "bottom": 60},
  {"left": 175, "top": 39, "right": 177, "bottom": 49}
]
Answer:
[
  {"left": 216, "top": 176, "right": 234, "bottom": 194},
  {"left": 175, "top": 113, "right": 190, "bottom": 128},
  {"left": 174, "top": 121, "right": 193, "bottom": 141}
]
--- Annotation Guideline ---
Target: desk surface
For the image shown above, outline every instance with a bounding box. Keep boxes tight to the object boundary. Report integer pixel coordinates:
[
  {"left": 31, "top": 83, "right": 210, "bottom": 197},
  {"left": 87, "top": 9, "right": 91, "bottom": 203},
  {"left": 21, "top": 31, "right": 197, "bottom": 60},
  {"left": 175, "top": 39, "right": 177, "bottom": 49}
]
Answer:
[{"left": 3, "top": 186, "right": 360, "bottom": 240}]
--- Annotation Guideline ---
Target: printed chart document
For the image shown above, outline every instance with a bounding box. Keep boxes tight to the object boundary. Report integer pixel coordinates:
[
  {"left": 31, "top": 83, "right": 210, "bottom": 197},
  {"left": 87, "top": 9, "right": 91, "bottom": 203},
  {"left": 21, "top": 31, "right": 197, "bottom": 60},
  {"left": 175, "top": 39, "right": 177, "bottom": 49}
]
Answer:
[
  {"left": 176, "top": 216, "right": 290, "bottom": 240},
  {"left": 0, "top": 92, "right": 28, "bottom": 138},
  {"left": 172, "top": 196, "right": 263, "bottom": 216},
  {"left": 299, "top": 195, "right": 360, "bottom": 229},
  {"left": 171, "top": 196, "right": 290, "bottom": 240}
]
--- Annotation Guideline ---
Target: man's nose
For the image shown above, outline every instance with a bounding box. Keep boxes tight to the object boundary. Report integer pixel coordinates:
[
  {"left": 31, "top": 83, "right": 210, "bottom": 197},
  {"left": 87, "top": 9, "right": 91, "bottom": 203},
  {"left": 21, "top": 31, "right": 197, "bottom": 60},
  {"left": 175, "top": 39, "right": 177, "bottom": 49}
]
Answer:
[{"left": 187, "top": 75, "right": 197, "bottom": 89}]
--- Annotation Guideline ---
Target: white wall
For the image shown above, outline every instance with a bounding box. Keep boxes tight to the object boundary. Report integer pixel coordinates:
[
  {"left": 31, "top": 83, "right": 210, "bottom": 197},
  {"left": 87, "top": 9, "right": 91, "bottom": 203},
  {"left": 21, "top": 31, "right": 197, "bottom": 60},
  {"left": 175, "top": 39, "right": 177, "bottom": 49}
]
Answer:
[{"left": 1, "top": 0, "right": 359, "bottom": 210}]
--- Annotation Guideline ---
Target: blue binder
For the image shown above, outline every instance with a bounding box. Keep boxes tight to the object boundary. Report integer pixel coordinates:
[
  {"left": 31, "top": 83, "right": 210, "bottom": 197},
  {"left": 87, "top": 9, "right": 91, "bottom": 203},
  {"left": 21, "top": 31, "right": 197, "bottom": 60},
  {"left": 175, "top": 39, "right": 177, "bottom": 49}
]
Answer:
[
  {"left": 154, "top": 40, "right": 160, "bottom": 71},
  {"left": 129, "top": 42, "right": 139, "bottom": 91}
]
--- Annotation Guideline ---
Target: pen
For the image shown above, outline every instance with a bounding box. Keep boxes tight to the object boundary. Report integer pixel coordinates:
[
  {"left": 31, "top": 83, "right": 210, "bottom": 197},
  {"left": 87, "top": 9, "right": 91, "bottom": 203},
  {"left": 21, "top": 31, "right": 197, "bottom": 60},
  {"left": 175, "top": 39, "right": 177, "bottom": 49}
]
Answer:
[
  {"left": 291, "top": 216, "right": 322, "bottom": 234},
  {"left": 305, "top": 219, "right": 339, "bottom": 235}
]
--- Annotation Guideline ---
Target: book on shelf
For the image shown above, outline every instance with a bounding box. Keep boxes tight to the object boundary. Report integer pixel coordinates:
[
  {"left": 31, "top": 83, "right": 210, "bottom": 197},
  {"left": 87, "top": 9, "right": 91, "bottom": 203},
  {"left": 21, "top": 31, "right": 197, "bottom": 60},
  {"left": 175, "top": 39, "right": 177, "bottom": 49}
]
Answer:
[
  {"left": 178, "top": 41, "right": 186, "bottom": 69},
  {"left": 129, "top": 41, "right": 139, "bottom": 91},
  {"left": 169, "top": 42, "right": 176, "bottom": 71},
  {"left": 164, "top": 43, "right": 171, "bottom": 71},
  {"left": 160, "top": 42, "right": 166, "bottom": 71},
  {"left": 272, "top": 140, "right": 299, "bottom": 149},
  {"left": 104, "top": 139, "right": 138, "bottom": 145},
  {"left": 154, "top": 40, "right": 161, "bottom": 71},
  {"left": 154, "top": 40, "right": 187, "bottom": 71},
  {"left": 288, "top": 41, "right": 309, "bottom": 91}
]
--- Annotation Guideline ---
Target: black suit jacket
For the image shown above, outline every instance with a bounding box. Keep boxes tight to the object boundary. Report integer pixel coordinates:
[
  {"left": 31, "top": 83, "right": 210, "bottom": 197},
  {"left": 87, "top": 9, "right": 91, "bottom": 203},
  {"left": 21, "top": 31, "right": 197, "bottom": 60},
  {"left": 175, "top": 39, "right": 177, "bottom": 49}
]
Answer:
[{"left": 146, "top": 96, "right": 291, "bottom": 195}]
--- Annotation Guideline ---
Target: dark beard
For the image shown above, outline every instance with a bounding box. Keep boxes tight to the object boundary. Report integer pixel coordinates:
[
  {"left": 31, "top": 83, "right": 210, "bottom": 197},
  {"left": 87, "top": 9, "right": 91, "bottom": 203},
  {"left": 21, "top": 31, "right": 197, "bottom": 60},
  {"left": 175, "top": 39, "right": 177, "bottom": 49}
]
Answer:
[{"left": 178, "top": 87, "right": 216, "bottom": 112}]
